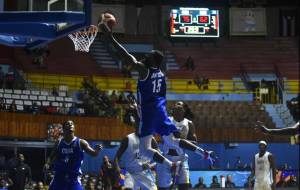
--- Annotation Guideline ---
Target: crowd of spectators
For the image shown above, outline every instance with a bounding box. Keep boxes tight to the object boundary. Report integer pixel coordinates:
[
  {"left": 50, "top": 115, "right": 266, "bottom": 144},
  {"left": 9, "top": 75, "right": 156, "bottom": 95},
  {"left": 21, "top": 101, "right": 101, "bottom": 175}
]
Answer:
[
  {"left": 1, "top": 152, "right": 299, "bottom": 190},
  {"left": 1, "top": 75, "right": 138, "bottom": 125},
  {"left": 79, "top": 78, "right": 138, "bottom": 124},
  {"left": 193, "top": 74, "right": 210, "bottom": 90}
]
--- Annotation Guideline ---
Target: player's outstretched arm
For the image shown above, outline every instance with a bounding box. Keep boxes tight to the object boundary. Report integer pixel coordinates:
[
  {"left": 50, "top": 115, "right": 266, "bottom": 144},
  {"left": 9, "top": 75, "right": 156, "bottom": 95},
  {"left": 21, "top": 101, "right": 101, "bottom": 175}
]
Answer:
[
  {"left": 113, "top": 137, "right": 129, "bottom": 175},
  {"left": 99, "top": 23, "right": 148, "bottom": 78},
  {"left": 80, "top": 139, "right": 103, "bottom": 157},
  {"left": 255, "top": 121, "right": 299, "bottom": 136}
]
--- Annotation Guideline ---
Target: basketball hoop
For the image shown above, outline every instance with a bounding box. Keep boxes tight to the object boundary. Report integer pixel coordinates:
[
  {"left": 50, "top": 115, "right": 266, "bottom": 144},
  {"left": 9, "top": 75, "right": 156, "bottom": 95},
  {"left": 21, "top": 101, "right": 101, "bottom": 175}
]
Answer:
[{"left": 68, "top": 25, "right": 98, "bottom": 52}]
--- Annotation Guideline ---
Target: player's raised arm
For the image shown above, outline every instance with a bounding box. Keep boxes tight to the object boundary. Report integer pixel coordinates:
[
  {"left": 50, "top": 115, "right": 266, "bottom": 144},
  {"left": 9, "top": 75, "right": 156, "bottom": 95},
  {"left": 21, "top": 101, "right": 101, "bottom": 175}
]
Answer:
[
  {"left": 99, "top": 23, "right": 148, "bottom": 79},
  {"left": 187, "top": 121, "right": 197, "bottom": 142},
  {"left": 80, "top": 139, "right": 103, "bottom": 157}
]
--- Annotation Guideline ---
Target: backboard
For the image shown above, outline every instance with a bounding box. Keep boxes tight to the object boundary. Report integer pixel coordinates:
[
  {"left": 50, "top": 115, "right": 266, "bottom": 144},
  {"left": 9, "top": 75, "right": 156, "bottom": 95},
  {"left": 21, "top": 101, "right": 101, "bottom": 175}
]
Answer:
[{"left": 0, "top": 0, "right": 91, "bottom": 49}]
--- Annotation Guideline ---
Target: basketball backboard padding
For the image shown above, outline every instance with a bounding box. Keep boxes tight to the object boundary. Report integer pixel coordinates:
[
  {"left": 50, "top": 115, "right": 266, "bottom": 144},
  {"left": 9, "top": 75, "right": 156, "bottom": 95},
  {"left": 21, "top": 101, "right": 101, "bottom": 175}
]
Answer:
[
  {"left": 0, "top": 12, "right": 85, "bottom": 23},
  {"left": 0, "top": 0, "right": 91, "bottom": 49},
  {"left": 0, "top": 23, "right": 56, "bottom": 39}
]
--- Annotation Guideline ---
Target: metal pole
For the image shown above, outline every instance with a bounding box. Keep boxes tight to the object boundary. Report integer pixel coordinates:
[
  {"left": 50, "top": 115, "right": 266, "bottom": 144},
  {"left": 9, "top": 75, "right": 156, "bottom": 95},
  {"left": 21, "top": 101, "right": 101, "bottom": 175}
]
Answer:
[
  {"left": 65, "top": 0, "right": 67, "bottom": 11},
  {"left": 29, "top": 0, "right": 33, "bottom": 11}
]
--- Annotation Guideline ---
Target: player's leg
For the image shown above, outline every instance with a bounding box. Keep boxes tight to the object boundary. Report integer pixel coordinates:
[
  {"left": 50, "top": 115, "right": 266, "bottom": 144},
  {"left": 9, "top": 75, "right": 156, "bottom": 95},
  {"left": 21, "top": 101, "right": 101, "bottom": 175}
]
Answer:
[
  {"left": 123, "top": 172, "right": 134, "bottom": 190},
  {"left": 138, "top": 115, "right": 174, "bottom": 168},
  {"left": 162, "top": 132, "right": 214, "bottom": 161},
  {"left": 156, "top": 157, "right": 172, "bottom": 190},
  {"left": 139, "top": 135, "right": 173, "bottom": 167},
  {"left": 177, "top": 158, "right": 190, "bottom": 190},
  {"left": 134, "top": 170, "right": 157, "bottom": 190}
]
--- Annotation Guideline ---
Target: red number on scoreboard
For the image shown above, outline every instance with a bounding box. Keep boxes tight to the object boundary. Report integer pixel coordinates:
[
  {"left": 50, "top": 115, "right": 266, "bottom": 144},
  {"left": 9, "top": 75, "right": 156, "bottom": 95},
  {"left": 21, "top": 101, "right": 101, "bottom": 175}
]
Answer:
[
  {"left": 198, "top": 16, "right": 209, "bottom": 23},
  {"left": 180, "top": 15, "right": 191, "bottom": 23}
]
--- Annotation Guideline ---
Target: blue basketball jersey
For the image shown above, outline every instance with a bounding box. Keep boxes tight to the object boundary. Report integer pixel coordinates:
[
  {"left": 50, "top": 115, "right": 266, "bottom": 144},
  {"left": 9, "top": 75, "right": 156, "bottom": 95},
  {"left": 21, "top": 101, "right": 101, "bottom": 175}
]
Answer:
[
  {"left": 137, "top": 68, "right": 177, "bottom": 137},
  {"left": 137, "top": 68, "right": 166, "bottom": 108},
  {"left": 53, "top": 137, "right": 84, "bottom": 177}
]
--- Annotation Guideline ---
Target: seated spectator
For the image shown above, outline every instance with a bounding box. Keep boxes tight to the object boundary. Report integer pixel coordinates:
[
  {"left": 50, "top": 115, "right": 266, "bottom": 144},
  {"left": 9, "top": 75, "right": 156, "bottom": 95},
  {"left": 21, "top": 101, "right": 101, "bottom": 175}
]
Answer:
[
  {"left": 9, "top": 100, "right": 17, "bottom": 112},
  {"left": 118, "top": 92, "right": 128, "bottom": 104},
  {"left": 5, "top": 67, "right": 14, "bottom": 89},
  {"left": 58, "top": 103, "right": 69, "bottom": 115},
  {"left": 286, "top": 175, "right": 297, "bottom": 187},
  {"left": 193, "top": 74, "right": 203, "bottom": 89},
  {"left": 210, "top": 175, "right": 220, "bottom": 188},
  {"left": 31, "top": 102, "right": 40, "bottom": 115},
  {"left": 225, "top": 175, "right": 236, "bottom": 188},
  {"left": 203, "top": 76, "right": 209, "bottom": 90},
  {"left": 276, "top": 175, "right": 286, "bottom": 187},
  {"left": 127, "top": 91, "right": 136, "bottom": 102},
  {"left": 110, "top": 90, "right": 118, "bottom": 106},
  {"left": 52, "top": 87, "right": 59, "bottom": 96},
  {"left": 46, "top": 103, "right": 58, "bottom": 114},
  {"left": 68, "top": 104, "right": 79, "bottom": 115},
  {"left": 0, "top": 98, "right": 5, "bottom": 111},
  {"left": 194, "top": 177, "right": 206, "bottom": 188}
]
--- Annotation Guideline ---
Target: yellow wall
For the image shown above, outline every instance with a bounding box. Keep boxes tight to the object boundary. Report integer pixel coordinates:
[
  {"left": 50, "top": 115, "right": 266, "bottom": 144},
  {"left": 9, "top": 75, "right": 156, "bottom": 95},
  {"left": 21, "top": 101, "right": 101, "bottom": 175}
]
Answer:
[{"left": 26, "top": 73, "right": 299, "bottom": 94}]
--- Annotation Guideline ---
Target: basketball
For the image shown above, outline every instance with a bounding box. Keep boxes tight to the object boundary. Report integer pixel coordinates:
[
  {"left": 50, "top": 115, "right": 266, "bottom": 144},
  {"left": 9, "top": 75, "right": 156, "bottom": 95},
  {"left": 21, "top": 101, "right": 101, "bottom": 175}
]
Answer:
[{"left": 99, "top": 12, "right": 117, "bottom": 31}]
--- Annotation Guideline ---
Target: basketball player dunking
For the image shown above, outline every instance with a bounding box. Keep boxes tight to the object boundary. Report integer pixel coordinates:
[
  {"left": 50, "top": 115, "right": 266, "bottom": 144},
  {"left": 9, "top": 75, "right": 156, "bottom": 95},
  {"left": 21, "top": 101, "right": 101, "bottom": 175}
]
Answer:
[
  {"left": 157, "top": 101, "right": 199, "bottom": 190},
  {"left": 249, "top": 141, "right": 276, "bottom": 190},
  {"left": 44, "top": 121, "right": 103, "bottom": 190},
  {"left": 99, "top": 22, "right": 215, "bottom": 171}
]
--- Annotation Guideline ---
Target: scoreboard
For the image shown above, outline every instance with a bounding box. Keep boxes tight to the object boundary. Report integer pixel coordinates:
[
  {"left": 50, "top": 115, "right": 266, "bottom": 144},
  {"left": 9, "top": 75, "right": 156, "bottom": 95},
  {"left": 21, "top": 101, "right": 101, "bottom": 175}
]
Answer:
[{"left": 170, "top": 7, "right": 219, "bottom": 38}]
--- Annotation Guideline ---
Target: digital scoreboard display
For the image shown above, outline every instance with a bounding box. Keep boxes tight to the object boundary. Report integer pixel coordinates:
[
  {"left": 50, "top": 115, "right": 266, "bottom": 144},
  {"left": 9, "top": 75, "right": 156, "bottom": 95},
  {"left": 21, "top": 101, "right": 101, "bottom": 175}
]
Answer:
[{"left": 170, "top": 7, "right": 219, "bottom": 38}]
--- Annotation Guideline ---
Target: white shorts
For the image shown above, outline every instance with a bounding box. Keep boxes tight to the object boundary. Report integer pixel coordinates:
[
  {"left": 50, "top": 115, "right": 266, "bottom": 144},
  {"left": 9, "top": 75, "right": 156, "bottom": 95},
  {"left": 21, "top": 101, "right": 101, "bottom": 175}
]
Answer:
[
  {"left": 124, "top": 169, "right": 157, "bottom": 190},
  {"left": 156, "top": 154, "right": 189, "bottom": 188},
  {"left": 254, "top": 183, "right": 272, "bottom": 190}
]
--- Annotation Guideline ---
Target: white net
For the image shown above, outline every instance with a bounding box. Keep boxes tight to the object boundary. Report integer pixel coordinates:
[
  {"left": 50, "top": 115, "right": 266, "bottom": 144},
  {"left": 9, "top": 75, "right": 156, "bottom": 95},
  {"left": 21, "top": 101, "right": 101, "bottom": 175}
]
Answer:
[{"left": 68, "top": 25, "right": 98, "bottom": 52}]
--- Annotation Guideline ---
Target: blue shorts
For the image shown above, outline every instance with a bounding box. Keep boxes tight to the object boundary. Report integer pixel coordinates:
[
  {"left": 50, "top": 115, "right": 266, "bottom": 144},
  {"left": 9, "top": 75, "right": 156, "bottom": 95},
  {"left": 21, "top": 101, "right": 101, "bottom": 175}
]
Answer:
[
  {"left": 138, "top": 105, "right": 177, "bottom": 137},
  {"left": 49, "top": 175, "right": 83, "bottom": 190}
]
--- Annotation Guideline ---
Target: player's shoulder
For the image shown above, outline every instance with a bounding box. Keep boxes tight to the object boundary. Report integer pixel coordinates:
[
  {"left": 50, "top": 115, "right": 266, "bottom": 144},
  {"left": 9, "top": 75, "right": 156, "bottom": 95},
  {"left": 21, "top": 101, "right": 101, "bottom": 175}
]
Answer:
[{"left": 266, "top": 151, "right": 273, "bottom": 157}]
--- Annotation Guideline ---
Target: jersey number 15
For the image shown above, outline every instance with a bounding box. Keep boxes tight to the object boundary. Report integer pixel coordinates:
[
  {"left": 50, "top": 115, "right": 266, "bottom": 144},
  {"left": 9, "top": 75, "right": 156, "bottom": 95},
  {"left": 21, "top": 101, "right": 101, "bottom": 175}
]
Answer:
[{"left": 152, "top": 79, "right": 162, "bottom": 93}]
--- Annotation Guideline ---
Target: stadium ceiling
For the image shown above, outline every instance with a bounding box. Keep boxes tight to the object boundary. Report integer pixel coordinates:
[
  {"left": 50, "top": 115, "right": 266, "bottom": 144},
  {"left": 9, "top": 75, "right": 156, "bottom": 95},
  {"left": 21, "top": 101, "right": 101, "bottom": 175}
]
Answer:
[{"left": 95, "top": 0, "right": 299, "bottom": 6}]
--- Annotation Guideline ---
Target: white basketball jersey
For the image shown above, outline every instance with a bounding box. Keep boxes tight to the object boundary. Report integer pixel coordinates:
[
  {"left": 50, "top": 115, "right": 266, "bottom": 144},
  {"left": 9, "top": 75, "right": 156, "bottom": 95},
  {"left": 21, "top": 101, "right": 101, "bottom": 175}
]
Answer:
[
  {"left": 162, "top": 117, "right": 191, "bottom": 156},
  {"left": 169, "top": 116, "right": 190, "bottom": 139},
  {"left": 119, "top": 133, "right": 145, "bottom": 173},
  {"left": 255, "top": 151, "right": 273, "bottom": 185}
]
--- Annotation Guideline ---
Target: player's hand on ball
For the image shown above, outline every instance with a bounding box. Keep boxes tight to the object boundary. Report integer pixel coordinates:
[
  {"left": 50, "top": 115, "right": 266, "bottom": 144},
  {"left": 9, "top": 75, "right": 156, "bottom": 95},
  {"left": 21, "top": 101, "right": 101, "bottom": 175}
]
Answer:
[{"left": 98, "top": 13, "right": 116, "bottom": 34}]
